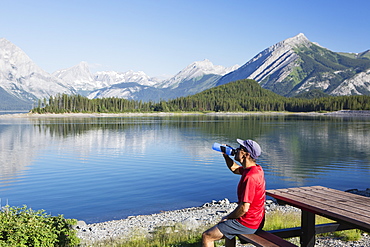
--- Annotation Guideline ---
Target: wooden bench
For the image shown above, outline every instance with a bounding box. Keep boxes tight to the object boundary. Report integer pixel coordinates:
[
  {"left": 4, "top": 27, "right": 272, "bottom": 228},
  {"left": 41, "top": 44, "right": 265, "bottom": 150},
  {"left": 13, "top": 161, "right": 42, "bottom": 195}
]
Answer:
[
  {"left": 266, "top": 186, "right": 370, "bottom": 247},
  {"left": 238, "top": 230, "right": 298, "bottom": 247}
]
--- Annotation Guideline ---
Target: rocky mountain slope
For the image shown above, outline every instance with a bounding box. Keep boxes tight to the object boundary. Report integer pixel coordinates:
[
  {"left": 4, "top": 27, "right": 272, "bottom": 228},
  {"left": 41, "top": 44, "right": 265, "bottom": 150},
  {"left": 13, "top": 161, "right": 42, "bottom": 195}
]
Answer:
[
  {"left": 216, "top": 33, "right": 370, "bottom": 96},
  {"left": 88, "top": 59, "right": 238, "bottom": 101},
  {"left": 0, "top": 38, "right": 74, "bottom": 109},
  {"left": 157, "top": 59, "right": 238, "bottom": 89},
  {"left": 53, "top": 62, "right": 162, "bottom": 97},
  {"left": 52, "top": 62, "right": 96, "bottom": 95}
]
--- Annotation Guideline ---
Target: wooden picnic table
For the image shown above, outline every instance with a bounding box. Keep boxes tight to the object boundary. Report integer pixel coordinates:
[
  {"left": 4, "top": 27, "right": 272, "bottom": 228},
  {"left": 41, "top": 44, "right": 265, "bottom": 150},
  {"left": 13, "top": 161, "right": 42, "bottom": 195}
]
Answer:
[{"left": 266, "top": 186, "right": 370, "bottom": 247}]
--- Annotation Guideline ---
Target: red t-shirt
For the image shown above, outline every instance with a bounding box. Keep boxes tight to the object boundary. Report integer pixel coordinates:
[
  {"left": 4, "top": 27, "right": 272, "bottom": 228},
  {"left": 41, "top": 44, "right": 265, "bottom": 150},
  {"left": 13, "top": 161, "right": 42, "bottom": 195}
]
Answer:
[{"left": 236, "top": 165, "right": 265, "bottom": 229}]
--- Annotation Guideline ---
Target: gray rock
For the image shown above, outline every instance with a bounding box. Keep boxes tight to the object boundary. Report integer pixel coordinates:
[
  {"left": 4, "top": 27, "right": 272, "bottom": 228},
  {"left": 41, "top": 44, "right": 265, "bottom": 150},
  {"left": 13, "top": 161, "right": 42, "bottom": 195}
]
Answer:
[{"left": 181, "top": 217, "right": 199, "bottom": 230}]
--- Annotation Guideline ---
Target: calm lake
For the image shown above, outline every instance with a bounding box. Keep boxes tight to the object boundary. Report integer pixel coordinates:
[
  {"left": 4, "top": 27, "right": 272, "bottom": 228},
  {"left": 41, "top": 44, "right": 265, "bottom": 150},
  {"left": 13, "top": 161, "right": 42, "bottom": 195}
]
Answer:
[{"left": 0, "top": 114, "right": 369, "bottom": 223}]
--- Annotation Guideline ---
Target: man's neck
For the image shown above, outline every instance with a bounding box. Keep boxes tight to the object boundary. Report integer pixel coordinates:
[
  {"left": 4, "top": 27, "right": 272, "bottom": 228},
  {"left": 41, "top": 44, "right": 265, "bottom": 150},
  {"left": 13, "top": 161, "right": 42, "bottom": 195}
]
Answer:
[{"left": 244, "top": 162, "right": 256, "bottom": 169}]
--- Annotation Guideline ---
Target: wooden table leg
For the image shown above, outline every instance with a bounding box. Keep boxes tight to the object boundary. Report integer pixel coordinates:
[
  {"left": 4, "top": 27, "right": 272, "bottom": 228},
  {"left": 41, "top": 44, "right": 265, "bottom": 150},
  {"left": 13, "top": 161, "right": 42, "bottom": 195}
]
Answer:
[{"left": 301, "top": 210, "right": 315, "bottom": 247}]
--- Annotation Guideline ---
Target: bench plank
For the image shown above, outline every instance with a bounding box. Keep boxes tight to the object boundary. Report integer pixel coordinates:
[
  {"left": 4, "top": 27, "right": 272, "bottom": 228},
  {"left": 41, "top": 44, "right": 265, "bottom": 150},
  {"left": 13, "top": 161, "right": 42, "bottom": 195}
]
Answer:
[
  {"left": 268, "top": 192, "right": 370, "bottom": 229},
  {"left": 270, "top": 222, "right": 354, "bottom": 238},
  {"left": 238, "top": 231, "right": 297, "bottom": 247},
  {"left": 239, "top": 234, "right": 279, "bottom": 247},
  {"left": 288, "top": 187, "right": 370, "bottom": 216},
  {"left": 278, "top": 186, "right": 370, "bottom": 208},
  {"left": 267, "top": 189, "right": 370, "bottom": 216},
  {"left": 290, "top": 190, "right": 370, "bottom": 219},
  {"left": 318, "top": 187, "right": 370, "bottom": 209},
  {"left": 276, "top": 190, "right": 370, "bottom": 220}
]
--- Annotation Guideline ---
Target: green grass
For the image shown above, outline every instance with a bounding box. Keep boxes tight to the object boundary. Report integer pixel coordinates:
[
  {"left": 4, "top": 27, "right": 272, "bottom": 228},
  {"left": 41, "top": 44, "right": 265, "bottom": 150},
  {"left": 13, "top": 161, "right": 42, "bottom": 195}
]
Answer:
[
  {"left": 80, "top": 211, "right": 364, "bottom": 247},
  {"left": 333, "top": 229, "right": 363, "bottom": 241},
  {"left": 79, "top": 223, "right": 211, "bottom": 247},
  {"left": 264, "top": 210, "right": 362, "bottom": 241}
]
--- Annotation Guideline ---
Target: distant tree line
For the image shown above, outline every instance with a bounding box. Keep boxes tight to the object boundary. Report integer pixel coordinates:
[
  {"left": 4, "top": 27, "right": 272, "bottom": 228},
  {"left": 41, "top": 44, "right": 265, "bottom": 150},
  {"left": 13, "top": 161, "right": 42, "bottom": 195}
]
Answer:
[
  {"left": 32, "top": 94, "right": 157, "bottom": 113},
  {"left": 31, "top": 79, "right": 370, "bottom": 114}
]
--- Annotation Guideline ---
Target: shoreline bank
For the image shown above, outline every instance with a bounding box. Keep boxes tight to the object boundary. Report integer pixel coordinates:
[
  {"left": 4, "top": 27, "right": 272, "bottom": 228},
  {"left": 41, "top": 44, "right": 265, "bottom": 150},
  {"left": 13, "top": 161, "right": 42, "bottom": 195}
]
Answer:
[
  {"left": 1, "top": 110, "right": 370, "bottom": 119},
  {"left": 76, "top": 188, "right": 370, "bottom": 246},
  {"left": 76, "top": 199, "right": 294, "bottom": 245}
]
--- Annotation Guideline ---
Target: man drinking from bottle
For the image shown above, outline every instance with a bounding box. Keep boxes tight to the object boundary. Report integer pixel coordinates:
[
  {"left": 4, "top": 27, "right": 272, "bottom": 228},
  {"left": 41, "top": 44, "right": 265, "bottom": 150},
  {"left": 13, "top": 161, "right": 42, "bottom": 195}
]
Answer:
[{"left": 202, "top": 139, "right": 265, "bottom": 247}]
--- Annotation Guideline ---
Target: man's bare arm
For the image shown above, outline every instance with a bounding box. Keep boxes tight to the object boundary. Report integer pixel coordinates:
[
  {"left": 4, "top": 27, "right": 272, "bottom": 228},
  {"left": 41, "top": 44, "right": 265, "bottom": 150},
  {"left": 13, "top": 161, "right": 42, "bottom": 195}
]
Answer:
[
  {"left": 222, "top": 202, "right": 250, "bottom": 221},
  {"left": 223, "top": 153, "right": 241, "bottom": 175}
]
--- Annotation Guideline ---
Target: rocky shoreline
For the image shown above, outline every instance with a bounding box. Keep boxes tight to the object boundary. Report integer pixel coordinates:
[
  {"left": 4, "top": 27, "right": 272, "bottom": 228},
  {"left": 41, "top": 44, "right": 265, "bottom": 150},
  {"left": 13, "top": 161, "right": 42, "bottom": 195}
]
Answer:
[
  {"left": 76, "top": 188, "right": 370, "bottom": 247},
  {"left": 2, "top": 110, "right": 370, "bottom": 120}
]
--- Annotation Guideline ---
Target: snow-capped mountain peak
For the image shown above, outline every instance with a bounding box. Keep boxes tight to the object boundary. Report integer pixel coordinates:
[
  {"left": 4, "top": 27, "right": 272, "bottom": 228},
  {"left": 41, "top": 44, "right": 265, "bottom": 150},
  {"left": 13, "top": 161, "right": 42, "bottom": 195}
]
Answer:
[
  {"left": 52, "top": 61, "right": 162, "bottom": 95},
  {"left": 52, "top": 61, "right": 96, "bottom": 93},
  {"left": 0, "top": 38, "right": 48, "bottom": 76},
  {"left": 280, "top": 33, "right": 310, "bottom": 48},
  {"left": 94, "top": 70, "right": 161, "bottom": 87},
  {"left": 216, "top": 33, "right": 312, "bottom": 86},
  {"left": 53, "top": 61, "right": 93, "bottom": 80},
  {"left": 0, "top": 38, "right": 73, "bottom": 102},
  {"left": 158, "top": 59, "right": 239, "bottom": 89}
]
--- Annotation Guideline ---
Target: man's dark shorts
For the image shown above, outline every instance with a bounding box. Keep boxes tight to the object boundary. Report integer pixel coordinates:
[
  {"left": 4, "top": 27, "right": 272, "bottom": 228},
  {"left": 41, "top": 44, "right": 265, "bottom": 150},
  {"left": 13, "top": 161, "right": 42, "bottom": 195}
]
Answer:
[{"left": 217, "top": 219, "right": 257, "bottom": 240}]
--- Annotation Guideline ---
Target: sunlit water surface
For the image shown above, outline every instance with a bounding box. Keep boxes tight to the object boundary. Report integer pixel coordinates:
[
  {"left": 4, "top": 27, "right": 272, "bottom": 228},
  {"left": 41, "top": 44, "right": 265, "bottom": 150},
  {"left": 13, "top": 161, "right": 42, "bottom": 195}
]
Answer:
[{"left": 0, "top": 114, "right": 369, "bottom": 223}]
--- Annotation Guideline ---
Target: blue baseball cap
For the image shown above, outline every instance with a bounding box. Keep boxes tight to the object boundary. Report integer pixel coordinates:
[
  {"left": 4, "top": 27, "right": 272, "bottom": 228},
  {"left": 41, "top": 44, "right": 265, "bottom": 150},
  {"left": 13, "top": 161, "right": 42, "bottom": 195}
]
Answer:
[{"left": 237, "top": 139, "right": 261, "bottom": 159}]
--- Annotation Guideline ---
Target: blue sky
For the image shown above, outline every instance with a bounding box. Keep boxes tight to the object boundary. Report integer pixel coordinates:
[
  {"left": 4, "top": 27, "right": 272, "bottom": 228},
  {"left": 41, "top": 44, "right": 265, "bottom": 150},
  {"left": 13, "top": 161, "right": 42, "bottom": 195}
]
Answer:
[{"left": 1, "top": 0, "right": 369, "bottom": 77}]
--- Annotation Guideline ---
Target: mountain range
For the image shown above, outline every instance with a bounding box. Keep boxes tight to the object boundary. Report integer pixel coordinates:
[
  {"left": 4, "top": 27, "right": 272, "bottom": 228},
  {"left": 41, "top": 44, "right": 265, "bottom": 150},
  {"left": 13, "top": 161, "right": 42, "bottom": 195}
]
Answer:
[
  {"left": 217, "top": 33, "right": 370, "bottom": 96},
  {"left": 0, "top": 34, "right": 369, "bottom": 110}
]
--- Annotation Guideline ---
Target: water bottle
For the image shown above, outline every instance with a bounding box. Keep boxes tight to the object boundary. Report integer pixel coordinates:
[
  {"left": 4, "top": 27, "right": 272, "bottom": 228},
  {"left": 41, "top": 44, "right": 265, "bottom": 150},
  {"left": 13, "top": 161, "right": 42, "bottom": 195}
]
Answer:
[{"left": 212, "top": 143, "right": 235, "bottom": 156}]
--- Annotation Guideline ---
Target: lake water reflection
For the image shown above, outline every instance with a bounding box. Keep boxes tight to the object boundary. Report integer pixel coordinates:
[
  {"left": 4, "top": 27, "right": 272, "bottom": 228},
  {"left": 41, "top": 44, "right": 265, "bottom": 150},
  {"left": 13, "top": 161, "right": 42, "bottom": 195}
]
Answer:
[{"left": 0, "top": 114, "right": 369, "bottom": 223}]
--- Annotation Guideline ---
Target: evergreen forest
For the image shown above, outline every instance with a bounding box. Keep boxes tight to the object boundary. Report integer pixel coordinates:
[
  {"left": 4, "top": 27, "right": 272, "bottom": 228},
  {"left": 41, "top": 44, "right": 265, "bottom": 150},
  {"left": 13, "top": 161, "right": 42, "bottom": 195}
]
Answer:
[{"left": 31, "top": 79, "right": 370, "bottom": 114}]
